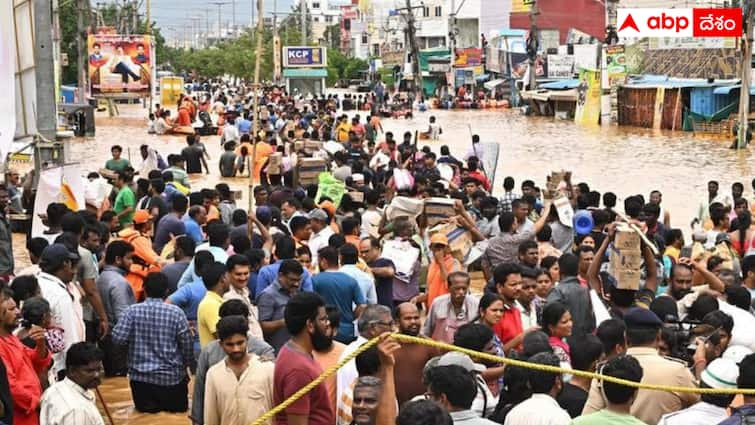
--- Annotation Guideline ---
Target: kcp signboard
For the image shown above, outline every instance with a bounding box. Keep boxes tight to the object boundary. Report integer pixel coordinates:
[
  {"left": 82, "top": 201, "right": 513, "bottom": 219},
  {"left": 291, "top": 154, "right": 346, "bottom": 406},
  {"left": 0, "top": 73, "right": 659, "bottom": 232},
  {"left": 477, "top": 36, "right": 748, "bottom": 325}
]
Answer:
[{"left": 283, "top": 46, "right": 328, "bottom": 67}]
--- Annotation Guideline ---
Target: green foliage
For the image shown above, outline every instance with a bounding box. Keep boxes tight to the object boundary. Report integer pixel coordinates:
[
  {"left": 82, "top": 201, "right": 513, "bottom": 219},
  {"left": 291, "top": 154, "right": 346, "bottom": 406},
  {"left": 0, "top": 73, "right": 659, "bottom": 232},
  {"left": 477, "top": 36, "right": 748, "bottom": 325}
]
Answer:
[{"left": 325, "top": 49, "right": 368, "bottom": 85}]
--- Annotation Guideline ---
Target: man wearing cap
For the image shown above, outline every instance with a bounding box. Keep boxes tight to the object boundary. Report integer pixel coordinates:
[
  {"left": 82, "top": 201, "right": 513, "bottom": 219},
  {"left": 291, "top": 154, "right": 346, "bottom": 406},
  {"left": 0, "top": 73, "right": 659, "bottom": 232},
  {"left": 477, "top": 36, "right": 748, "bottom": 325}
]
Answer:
[
  {"left": 410, "top": 233, "right": 461, "bottom": 310},
  {"left": 38, "top": 243, "right": 86, "bottom": 380},
  {"left": 308, "top": 208, "right": 335, "bottom": 265},
  {"left": 583, "top": 308, "right": 699, "bottom": 424},
  {"left": 718, "top": 353, "right": 755, "bottom": 424},
  {"left": 118, "top": 210, "right": 165, "bottom": 301},
  {"left": 658, "top": 358, "right": 738, "bottom": 425}
]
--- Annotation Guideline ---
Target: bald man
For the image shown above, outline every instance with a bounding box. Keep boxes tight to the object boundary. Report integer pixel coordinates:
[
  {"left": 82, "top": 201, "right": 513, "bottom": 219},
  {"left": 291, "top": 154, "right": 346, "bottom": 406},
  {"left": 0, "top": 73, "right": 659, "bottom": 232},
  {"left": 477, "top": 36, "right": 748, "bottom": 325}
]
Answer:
[{"left": 392, "top": 303, "right": 440, "bottom": 404}]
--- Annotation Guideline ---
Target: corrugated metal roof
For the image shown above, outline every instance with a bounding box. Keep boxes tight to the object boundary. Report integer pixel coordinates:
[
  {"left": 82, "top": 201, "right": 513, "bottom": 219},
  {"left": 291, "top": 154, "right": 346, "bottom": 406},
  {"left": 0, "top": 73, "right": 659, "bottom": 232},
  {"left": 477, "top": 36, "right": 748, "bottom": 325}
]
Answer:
[
  {"left": 623, "top": 75, "right": 739, "bottom": 89},
  {"left": 713, "top": 85, "right": 755, "bottom": 95}
]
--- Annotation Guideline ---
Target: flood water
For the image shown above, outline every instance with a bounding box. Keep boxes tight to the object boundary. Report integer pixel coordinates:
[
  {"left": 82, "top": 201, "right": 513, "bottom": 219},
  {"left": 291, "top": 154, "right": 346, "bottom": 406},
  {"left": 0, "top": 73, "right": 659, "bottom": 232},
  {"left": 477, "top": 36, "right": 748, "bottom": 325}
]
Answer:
[
  {"left": 76, "top": 101, "right": 755, "bottom": 231},
  {"left": 11, "top": 98, "right": 755, "bottom": 424}
]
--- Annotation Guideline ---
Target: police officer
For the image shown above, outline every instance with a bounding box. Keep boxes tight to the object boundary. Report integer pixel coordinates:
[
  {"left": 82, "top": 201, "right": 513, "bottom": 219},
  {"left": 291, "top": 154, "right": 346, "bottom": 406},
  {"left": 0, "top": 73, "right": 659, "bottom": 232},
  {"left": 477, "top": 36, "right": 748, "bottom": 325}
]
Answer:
[{"left": 582, "top": 308, "right": 699, "bottom": 425}]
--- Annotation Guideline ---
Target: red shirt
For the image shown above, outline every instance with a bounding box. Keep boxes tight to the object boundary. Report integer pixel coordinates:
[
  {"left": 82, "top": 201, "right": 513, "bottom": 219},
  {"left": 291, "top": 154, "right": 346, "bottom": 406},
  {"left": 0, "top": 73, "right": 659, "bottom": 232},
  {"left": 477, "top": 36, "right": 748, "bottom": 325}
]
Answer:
[
  {"left": 468, "top": 170, "right": 492, "bottom": 192},
  {"left": 274, "top": 343, "right": 335, "bottom": 425},
  {"left": 0, "top": 334, "right": 51, "bottom": 425},
  {"left": 493, "top": 303, "right": 523, "bottom": 347}
]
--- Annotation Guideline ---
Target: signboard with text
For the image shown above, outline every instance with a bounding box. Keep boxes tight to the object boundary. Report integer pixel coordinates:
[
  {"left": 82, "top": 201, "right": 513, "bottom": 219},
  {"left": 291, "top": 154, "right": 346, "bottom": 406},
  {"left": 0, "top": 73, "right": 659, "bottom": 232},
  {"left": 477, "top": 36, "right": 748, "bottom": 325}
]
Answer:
[
  {"left": 283, "top": 46, "right": 327, "bottom": 67},
  {"left": 454, "top": 48, "right": 482, "bottom": 67},
  {"left": 547, "top": 55, "right": 574, "bottom": 78}
]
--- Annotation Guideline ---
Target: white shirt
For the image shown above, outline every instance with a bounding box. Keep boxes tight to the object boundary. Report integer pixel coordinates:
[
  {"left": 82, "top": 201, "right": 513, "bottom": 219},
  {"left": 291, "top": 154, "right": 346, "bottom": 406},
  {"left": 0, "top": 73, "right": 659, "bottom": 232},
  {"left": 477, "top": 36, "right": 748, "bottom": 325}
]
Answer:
[
  {"left": 361, "top": 209, "right": 382, "bottom": 239},
  {"left": 336, "top": 336, "right": 366, "bottom": 425},
  {"left": 309, "top": 226, "right": 335, "bottom": 265},
  {"left": 504, "top": 394, "right": 571, "bottom": 425},
  {"left": 38, "top": 272, "right": 86, "bottom": 376},
  {"left": 40, "top": 378, "right": 104, "bottom": 425},
  {"left": 657, "top": 401, "right": 728, "bottom": 425},
  {"left": 204, "top": 356, "right": 274, "bottom": 425}
]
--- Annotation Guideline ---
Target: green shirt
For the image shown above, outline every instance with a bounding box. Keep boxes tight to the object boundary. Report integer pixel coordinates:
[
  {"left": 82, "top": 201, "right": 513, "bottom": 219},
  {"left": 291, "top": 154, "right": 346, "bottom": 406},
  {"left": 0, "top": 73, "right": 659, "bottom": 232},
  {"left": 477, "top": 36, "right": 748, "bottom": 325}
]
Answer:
[
  {"left": 114, "top": 186, "right": 136, "bottom": 226},
  {"left": 571, "top": 410, "right": 648, "bottom": 425},
  {"left": 105, "top": 158, "right": 131, "bottom": 173}
]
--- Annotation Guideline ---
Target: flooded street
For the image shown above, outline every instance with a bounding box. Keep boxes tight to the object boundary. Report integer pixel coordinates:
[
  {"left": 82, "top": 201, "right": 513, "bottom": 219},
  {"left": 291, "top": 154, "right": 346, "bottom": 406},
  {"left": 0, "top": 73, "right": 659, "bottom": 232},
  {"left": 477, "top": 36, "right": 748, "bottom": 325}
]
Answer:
[
  {"left": 11, "top": 99, "right": 753, "bottom": 425},
  {"left": 76, "top": 102, "right": 754, "bottom": 232}
]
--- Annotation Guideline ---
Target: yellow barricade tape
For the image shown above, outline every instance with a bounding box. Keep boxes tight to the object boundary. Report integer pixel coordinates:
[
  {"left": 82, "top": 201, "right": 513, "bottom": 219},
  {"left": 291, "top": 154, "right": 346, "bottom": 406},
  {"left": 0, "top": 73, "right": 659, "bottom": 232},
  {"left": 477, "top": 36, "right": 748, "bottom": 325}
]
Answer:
[{"left": 250, "top": 332, "right": 755, "bottom": 425}]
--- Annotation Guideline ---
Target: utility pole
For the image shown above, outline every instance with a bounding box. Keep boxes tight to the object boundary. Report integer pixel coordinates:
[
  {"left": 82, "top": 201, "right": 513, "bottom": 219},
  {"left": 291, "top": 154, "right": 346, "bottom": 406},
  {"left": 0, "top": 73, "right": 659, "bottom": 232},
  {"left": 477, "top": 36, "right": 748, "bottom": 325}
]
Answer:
[
  {"left": 301, "top": 0, "right": 307, "bottom": 44},
  {"left": 249, "top": 0, "right": 265, "bottom": 211},
  {"left": 527, "top": 0, "right": 539, "bottom": 91},
  {"left": 398, "top": 0, "right": 423, "bottom": 96},
  {"left": 76, "top": 0, "right": 88, "bottom": 103},
  {"left": 738, "top": 1, "right": 754, "bottom": 149},
  {"left": 212, "top": 2, "right": 229, "bottom": 41},
  {"left": 232, "top": 0, "right": 236, "bottom": 35},
  {"left": 448, "top": 0, "right": 456, "bottom": 92}
]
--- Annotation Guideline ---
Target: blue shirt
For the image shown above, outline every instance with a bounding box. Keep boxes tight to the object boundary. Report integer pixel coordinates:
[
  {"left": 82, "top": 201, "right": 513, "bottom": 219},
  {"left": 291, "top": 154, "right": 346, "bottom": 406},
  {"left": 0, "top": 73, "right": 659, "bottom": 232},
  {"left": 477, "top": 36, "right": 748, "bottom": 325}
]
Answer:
[
  {"left": 153, "top": 213, "right": 187, "bottom": 254},
  {"left": 718, "top": 405, "right": 755, "bottom": 425},
  {"left": 312, "top": 271, "right": 366, "bottom": 342},
  {"left": 177, "top": 244, "right": 229, "bottom": 288},
  {"left": 111, "top": 298, "right": 195, "bottom": 386},
  {"left": 257, "top": 280, "right": 294, "bottom": 353},
  {"left": 255, "top": 260, "right": 314, "bottom": 302},
  {"left": 236, "top": 118, "right": 252, "bottom": 134},
  {"left": 183, "top": 216, "right": 203, "bottom": 244},
  {"left": 168, "top": 278, "right": 207, "bottom": 321}
]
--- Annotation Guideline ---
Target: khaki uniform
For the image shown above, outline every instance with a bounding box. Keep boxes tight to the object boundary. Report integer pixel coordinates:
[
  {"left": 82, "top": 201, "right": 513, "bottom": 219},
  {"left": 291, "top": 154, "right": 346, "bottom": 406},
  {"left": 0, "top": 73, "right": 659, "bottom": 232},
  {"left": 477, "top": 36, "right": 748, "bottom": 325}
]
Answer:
[{"left": 582, "top": 347, "right": 699, "bottom": 425}]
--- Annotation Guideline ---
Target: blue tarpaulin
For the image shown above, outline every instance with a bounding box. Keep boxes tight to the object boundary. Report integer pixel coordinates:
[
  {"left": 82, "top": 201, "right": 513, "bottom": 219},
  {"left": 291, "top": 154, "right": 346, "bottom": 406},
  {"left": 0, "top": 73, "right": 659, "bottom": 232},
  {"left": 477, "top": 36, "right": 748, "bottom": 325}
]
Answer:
[{"left": 539, "top": 79, "right": 580, "bottom": 90}]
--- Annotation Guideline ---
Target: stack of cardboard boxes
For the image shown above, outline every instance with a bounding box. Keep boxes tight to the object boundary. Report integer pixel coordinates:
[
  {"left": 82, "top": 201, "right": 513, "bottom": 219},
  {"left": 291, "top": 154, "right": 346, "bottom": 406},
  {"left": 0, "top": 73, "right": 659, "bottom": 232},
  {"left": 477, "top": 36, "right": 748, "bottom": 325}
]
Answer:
[{"left": 610, "top": 224, "right": 642, "bottom": 290}]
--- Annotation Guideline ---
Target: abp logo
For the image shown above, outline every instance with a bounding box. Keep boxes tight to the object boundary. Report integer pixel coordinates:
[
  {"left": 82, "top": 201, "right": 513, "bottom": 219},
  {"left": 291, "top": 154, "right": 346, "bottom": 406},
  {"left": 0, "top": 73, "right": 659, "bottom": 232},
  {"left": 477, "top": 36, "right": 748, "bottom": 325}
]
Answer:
[{"left": 617, "top": 8, "right": 742, "bottom": 38}]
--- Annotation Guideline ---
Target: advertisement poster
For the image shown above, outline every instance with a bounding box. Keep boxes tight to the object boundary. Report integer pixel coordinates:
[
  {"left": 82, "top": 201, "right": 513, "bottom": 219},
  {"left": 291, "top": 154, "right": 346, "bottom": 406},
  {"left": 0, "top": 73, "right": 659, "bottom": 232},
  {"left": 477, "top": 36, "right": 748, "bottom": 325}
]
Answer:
[
  {"left": 454, "top": 48, "right": 482, "bottom": 67},
  {"left": 510, "top": 53, "right": 546, "bottom": 79},
  {"left": 88, "top": 34, "right": 153, "bottom": 96},
  {"left": 605, "top": 45, "right": 627, "bottom": 86},
  {"left": 575, "top": 69, "right": 601, "bottom": 126},
  {"left": 511, "top": 0, "right": 535, "bottom": 13},
  {"left": 283, "top": 46, "right": 327, "bottom": 67},
  {"left": 547, "top": 55, "right": 574, "bottom": 78},
  {"left": 0, "top": 0, "right": 15, "bottom": 161}
]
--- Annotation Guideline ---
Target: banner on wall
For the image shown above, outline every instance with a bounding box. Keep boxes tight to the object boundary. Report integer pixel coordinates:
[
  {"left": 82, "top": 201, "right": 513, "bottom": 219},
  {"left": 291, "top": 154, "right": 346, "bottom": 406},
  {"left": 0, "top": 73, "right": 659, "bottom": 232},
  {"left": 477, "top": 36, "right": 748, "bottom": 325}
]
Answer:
[
  {"left": 454, "top": 48, "right": 482, "bottom": 67},
  {"left": 575, "top": 68, "right": 601, "bottom": 126},
  {"left": 88, "top": 34, "right": 153, "bottom": 97},
  {"left": 0, "top": 1, "right": 15, "bottom": 162},
  {"left": 31, "top": 164, "right": 86, "bottom": 238},
  {"left": 605, "top": 45, "right": 628, "bottom": 86}
]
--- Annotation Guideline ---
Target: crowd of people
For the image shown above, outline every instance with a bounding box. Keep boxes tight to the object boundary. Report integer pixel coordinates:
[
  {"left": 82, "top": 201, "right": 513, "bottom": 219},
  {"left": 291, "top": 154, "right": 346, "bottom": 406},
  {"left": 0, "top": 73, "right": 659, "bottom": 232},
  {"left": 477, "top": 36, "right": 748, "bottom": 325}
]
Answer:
[{"left": 1, "top": 82, "right": 755, "bottom": 425}]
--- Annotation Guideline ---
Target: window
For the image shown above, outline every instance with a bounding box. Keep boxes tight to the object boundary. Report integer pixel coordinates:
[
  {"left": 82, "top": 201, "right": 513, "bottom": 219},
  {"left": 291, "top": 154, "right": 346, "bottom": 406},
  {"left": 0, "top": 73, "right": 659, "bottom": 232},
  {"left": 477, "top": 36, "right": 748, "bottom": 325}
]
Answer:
[
  {"left": 313, "top": 16, "right": 320, "bottom": 22},
  {"left": 325, "top": 15, "right": 333, "bottom": 23},
  {"left": 312, "top": 2, "right": 320, "bottom": 8},
  {"left": 361, "top": 33, "right": 368, "bottom": 44},
  {"left": 435, "top": 6, "right": 442, "bottom": 16},
  {"left": 422, "top": 6, "right": 429, "bottom": 17}
]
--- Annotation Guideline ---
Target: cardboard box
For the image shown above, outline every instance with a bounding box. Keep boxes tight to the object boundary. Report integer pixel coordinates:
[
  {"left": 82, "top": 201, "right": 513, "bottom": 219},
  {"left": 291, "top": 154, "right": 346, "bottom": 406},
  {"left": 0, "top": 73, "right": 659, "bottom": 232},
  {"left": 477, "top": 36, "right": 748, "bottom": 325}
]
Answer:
[
  {"left": 267, "top": 152, "right": 282, "bottom": 175},
  {"left": 609, "top": 248, "right": 642, "bottom": 290},
  {"left": 348, "top": 191, "right": 364, "bottom": 203},
  {"left": 424, "top": 197, "right": 457, "bottom": 227},
  {"left": 430, "top": 222, "right": 473, "bottom": 264},
  {"left": 298, "top": 158, "right": 327, "bottom": 186},
  {"left": 614, "top": 225, "right": 641, "bottom": 251}
]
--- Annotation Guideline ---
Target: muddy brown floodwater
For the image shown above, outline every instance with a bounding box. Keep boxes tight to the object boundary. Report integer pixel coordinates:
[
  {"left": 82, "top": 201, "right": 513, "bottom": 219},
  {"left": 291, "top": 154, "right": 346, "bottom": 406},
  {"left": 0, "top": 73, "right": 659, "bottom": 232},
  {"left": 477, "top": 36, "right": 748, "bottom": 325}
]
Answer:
[{"left": 10, "top": 98, "right": 755, "bottom": 424}]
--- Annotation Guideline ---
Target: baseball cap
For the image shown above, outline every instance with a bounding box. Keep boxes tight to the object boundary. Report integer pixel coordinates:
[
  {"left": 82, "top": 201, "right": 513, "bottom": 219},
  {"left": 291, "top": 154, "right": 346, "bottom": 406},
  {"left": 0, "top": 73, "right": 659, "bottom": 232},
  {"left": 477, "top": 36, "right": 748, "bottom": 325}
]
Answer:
[
  {"left": 623, "top": 307, "right": 663, "bottom": 329},
  {"left": 701, "top": 358, "right": 739, "bottom": 390},
  {"left": 429, "top": 233, "right": 449, "bottom": 247},
  {"left": 436, "top": 352, "right": 485, "bottom": 373},
  {"left": 307, "top": 208, "right": 328, "bottom": 222},
  {"left": 39, "top": 243, "right": 80, "bottom": 269},
  {"left": 723, "top": 345, "right": 753, "bottom": 364},
  {"left": 133, "top": 210, "right": 152, "bottom": 225},
  {"left": 319, "top": 201, "right": 336, "bottom": 218}
]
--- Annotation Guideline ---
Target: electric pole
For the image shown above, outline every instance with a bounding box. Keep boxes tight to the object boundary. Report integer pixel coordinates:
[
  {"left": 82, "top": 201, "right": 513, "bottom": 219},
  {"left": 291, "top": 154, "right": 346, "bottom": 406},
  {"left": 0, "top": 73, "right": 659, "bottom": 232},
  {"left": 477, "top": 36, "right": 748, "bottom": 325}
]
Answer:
[
  {"left": 527, "top": 0, "right": 538, "bottom": 91},
  {"left": 232, "top": 0, "right": 236, "bottom": 35},
  {"left": 212, "top": 2, "right": 230, "bottom": 41},
  {"left": 398, "top": 0, "right": 423, "bottom": 96},
  {"left": 250, "top": 0, "right": 265, "bottom": 211},
  {"left": 448, "top": 0, "right": 456, "bottom": 92},
  {"left": 301, "top": 0, "right": 307, "bottom": 44},
  {"left": 76, "top": 0, "right": 89, "bottom": 103},
  {"left": 738, "top": 0, "right": 754, "bottom": 149}
]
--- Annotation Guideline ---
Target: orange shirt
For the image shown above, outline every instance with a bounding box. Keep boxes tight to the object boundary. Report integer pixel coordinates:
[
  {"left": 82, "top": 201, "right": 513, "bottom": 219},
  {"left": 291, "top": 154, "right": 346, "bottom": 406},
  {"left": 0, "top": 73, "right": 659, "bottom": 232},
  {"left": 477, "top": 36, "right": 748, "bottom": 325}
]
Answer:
[
  {"left": 313, "top": 341, "right": 346, "bottom": 415},
  {"left": 177, "top": 107, "right": 191, "bottom": 126},
  {"left": 425, "top": 254, "right": 461, "bottom": 310},
  {"left": 253, "top": 142, "right": 274, "bottom": 180}
]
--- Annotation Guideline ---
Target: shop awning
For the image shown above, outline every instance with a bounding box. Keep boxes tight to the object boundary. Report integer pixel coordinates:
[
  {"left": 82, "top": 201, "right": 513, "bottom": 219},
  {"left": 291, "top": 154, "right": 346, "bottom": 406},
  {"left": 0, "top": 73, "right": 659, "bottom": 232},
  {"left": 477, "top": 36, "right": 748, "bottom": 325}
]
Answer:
[
  {"left": 484, "top": 79, "right": 506, "bottom": 90},
  {"left": 282, "top": 68, "right": 328, "bottom": 78}
]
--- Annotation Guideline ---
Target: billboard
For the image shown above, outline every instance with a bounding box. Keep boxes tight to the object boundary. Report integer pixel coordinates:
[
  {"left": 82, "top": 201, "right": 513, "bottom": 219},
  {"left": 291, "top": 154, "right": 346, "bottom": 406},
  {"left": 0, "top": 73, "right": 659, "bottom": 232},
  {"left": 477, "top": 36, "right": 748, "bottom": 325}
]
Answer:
[
  {"left": 88, "top": 34, "right": 153, "bottom": 97},
  {"left": 283, "top": 46, "right": 327, "bottom": 67},
  {"left": 454, "top": 48, "right": 482, "bottom": 67}
]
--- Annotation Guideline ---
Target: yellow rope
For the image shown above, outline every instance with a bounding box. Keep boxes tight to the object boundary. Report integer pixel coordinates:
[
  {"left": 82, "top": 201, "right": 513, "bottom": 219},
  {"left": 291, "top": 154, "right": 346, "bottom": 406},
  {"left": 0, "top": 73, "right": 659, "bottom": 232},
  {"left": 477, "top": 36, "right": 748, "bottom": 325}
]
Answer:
[
  {"left": 250, "top": 337, "right": 382, "bottom": 425},
  {"left": 250, "top": 332, "right": 755, "bottom": 425}
]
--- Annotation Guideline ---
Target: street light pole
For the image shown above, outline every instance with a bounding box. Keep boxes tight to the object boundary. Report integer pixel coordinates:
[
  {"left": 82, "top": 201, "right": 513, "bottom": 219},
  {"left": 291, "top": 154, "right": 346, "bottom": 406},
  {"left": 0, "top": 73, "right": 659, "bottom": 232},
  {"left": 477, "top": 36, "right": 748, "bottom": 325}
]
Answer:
[
  {"left": 737, "top": 1, "right": 754, "bottom": 149},
  {"left": 211, "top": 2, "right": 230, "bottom": 42},
  {"left": 249, "top": 0, "right": 265, "bottom": 211}
]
